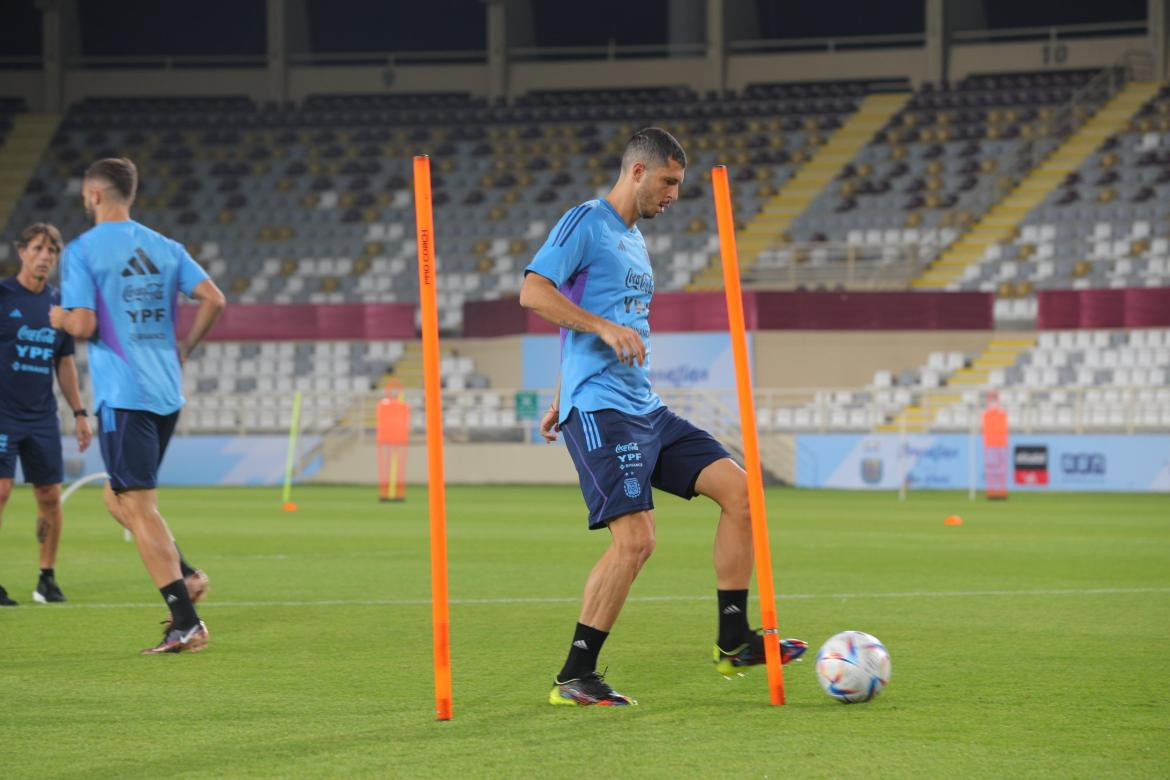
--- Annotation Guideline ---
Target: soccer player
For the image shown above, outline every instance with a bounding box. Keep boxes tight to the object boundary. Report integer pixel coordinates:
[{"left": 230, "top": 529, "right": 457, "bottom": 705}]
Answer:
[
  {"left": 50, "top": 158, "right": 225, "bottom": 654},
  {"left": 520, "top": 128, "right": 807, "bottom": 707},
  {"left": 0, "top": 223, "right": 93, "bottom": 606}
]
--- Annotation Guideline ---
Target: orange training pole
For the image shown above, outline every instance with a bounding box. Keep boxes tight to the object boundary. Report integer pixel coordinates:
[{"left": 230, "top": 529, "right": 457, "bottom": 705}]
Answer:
[
  {"left": 413, "top": 155, "right": 452, "bottom": 720},
  {"left": 710, "top": 165, "right": 786, "bottom": 706}
]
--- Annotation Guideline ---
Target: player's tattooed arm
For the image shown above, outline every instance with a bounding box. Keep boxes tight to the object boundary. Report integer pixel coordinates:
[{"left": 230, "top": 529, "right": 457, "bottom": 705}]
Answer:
[
  {"left": 519, "top": 272, "right": 645, "bottom": 366},
  {"left": 555, "top": 312, "right": 599, "bottom": 333}
]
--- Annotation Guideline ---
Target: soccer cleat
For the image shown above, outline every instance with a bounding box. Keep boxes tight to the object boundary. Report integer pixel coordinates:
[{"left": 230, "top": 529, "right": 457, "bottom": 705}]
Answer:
[
  {"left": 32, "top": 574, "right": 67, "bottom": 603},
  {"left": 714, "top": 632, "right": 808, "bottom": 677},
  {"left": 0, "top": 585, "right": 16, "bottom": 606},
  {"left": 160, "top": 569, "right": 211, "bottom": 633},
  {"left": 141, "top": 621, "right": 209, "bottom": 655},
  {"left": 549, "top": 672, "right": 637, "bottom": 706}
]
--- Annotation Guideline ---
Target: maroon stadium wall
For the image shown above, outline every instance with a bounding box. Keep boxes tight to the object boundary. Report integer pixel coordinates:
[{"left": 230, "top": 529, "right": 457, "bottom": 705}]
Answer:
[
  {"left": 180, "top": 291, "right": 1000, "bottom": 341},
  {"left": 1036, "top": 288, "right": 1170, "bottom": 329},
  {"left": 179, "top": 303, "right": 416, "bottom": 340},
  {"left": 463, "top": 291, "right": 993, "bottom": 336}
]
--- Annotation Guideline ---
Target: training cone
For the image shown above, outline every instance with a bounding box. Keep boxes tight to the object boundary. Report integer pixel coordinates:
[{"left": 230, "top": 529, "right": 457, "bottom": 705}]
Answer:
[
  {"left": 944, "top": 514, "right": 963, "bottom": 526},
  {"left": 283, "top": 501, "right": 298, "bottom": 512}
]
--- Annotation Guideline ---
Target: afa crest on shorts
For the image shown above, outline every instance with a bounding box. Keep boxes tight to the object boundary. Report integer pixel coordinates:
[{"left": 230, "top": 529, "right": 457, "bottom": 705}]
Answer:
[{"left": 623, "top": 477, "right": 642, "bottom": 498}]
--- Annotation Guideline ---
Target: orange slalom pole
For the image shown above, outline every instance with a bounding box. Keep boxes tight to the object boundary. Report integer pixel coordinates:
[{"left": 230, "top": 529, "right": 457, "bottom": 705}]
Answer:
[
  {"left": 710, "top": 165, "right": 786, "bottom": 706},
  {"left": 413, "top": 155, "right": 452, "bottom": 721}
]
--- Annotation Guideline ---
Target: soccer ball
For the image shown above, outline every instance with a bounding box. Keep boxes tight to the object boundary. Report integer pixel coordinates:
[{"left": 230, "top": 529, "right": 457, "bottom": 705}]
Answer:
[{"left": 815, "top": 631, "right": 891, "bottom": 703}]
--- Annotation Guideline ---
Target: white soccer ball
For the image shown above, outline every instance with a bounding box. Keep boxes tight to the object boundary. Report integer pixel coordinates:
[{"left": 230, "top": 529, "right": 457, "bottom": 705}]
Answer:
[{"left": 815, "top": 630, "right": 891, "bottom": 703}]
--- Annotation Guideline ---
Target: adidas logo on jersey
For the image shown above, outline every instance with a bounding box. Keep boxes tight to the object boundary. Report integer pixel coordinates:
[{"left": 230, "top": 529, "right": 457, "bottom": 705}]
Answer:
[
  {"left": 8, "top": 308, "right": 21, "bottom": 318},
  {"left": 121, "top": 249, "right": 160, "bottom": 277}
]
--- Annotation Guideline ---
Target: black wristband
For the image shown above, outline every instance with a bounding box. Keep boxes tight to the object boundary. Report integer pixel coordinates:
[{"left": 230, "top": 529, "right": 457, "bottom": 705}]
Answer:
[{"left": 73, "top": 409, "right": 88, "bottom": 418}]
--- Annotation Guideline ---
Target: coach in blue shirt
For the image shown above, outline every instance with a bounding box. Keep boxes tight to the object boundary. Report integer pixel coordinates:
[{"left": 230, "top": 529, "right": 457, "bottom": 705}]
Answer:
[
  {"left": 51, "top": 157, "right": 225, "bottom": 654},
  {"left": 0, "top": 223, "right": 92, "bottom": 606}
]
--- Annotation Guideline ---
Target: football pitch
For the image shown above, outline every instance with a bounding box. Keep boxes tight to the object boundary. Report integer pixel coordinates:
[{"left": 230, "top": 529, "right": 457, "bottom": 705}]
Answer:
[{"left": 1, "top": 484, "right": 1167, "bottom": 778}]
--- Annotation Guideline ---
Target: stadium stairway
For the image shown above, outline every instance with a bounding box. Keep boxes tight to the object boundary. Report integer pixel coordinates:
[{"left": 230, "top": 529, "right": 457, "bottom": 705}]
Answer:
[
  {"left": 690, "top": 92, "right": 911, "bottom": 289},
  {"left": 912, "top": 81, "right": 1163, "bottom": 288},
  {"left": 877, "top": 334, "right": 1033, "bottom": 432},
  {"left": 0, "top": 112, "right": 62, "bottom": 233},
  {"left": 386, "top": 342, "right": 424, "bottom": 389}
]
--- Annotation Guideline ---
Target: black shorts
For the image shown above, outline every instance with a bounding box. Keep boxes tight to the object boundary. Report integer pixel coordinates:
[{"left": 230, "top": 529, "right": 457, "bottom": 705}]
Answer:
[
  {"left": 98, "top": 407, "right": 179, "bottom": 493},
  {"left": 561, "top": 406, "right": 732, "bottom": 529},
  {"left": 0, "top": 415, "right": 63, "bottom": 485}
]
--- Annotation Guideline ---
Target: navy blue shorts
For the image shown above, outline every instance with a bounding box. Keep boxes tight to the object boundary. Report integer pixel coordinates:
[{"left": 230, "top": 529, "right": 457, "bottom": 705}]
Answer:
[
  {"left": 98, "top": 407, "right": 179, "bottom": 493},
  {"left": 561, "top": 406, "right": 732, "bottom": 529},
  {"left": 0, "top": 415, "right": 63, "bottom": 485}
]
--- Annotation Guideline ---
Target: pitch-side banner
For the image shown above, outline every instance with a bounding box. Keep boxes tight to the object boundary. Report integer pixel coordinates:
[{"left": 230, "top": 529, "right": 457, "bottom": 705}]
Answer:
[
  {"left": 522, "top": 331, "right": 753, "bottom": 390},
  {"left": 795, "top": 433, "right": 1170, "bottom": 492},
  {"left": 27, "top": 435, "right": 325, "bottom": 486}
]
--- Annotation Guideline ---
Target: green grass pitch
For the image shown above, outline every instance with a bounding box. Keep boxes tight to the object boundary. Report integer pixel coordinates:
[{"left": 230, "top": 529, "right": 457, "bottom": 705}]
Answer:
[{"left": 1, "top": 485, "right": 1167, "bottom": 778}]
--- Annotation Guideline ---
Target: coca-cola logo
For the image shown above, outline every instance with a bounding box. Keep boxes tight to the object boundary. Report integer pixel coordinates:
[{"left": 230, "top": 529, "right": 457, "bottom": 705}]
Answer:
[{"left": 122, "top": 281, "right": 165, "bottom": 303}]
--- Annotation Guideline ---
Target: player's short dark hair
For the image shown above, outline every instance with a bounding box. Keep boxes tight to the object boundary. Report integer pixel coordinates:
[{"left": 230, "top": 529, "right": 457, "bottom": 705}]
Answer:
[
  {"left": 85, "top": 157, "right": 138, "bottom": 203},
  {"left": 15, "top": 222, "right": 63, "bottom": 253},
  {"left": 621, "top": 127, "right": 686, "bottom": 172}
]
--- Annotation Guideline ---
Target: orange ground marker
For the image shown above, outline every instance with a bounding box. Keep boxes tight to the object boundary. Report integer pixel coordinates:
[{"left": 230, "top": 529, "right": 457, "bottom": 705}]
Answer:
[
  {"left": 413, "top": 155, "right": 452, "bottom": 721},
  {"left": 945, "top": 515, "right": 964, "bottom": 526},
  {"left": 710, "top": 165, "right": 787, "bottom": 706}
]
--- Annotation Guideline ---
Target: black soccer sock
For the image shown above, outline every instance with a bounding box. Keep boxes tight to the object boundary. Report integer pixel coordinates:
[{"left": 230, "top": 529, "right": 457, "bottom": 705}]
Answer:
[
  {"left": 40, "top": 568, "right": 55, "bottom": 580},
  {"left": 160, "top": 579, "right": 200, "bottom": 632},
  {"left": 174, "top": 545, "right": 197, "bottom": 578},
  {"left": 717, "top": 589, "right": 751, "bottom": 649},
  {"left": 557, "top": 623, "right": 609, "bottom": 682}
]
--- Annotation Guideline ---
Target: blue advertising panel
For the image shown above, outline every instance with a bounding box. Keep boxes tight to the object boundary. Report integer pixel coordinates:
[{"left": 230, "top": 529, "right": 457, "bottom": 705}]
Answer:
[
  {"left": 11, "top": 435, "right": 324, "bottom": 487},
  {"left": 796, "top": 433, "right": 1170, "bottom": 492}
]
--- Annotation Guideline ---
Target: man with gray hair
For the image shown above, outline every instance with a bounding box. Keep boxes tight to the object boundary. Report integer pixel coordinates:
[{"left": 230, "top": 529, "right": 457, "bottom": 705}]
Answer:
[{"left": 0, "top": 222, "right": 92, "bottom": 606}]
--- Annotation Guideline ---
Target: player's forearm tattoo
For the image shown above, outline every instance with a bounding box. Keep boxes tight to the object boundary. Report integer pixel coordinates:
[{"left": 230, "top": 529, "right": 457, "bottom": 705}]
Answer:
[
  {"left": 36, "top": 516, "right": 49, "bottom": 543},
  {"left": 556, "top": 315, "right": 593, "bottom": 333}
]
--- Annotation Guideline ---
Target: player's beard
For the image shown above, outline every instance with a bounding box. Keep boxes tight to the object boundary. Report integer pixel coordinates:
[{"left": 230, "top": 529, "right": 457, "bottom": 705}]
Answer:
[{"left": 636, "top": 189, "right": 659, "bottom": 220}]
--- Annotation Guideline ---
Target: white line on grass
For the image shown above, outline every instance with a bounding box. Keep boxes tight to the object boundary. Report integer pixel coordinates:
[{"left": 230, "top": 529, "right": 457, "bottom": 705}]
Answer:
[{"left": 29, "top": 586, "right": 1170, "bottom": 610}]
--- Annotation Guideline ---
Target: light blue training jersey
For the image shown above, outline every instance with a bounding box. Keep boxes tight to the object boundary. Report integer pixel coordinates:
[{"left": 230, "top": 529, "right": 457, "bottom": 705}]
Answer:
[
  {"left": 525, "top": 198, "right": 662, "bottom": 424},
  {"left": 60, "top": 220, "right": 208, "bottom": 415}
]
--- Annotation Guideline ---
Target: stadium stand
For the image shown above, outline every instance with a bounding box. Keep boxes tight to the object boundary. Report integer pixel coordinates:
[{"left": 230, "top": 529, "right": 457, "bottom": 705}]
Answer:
[
  {"left": 732, "top": 71, "right": 1126, "bottom": 292},
  {"left": 0, "top": 84, "right": 872, "bottom": 334},
  {"left": 61, "top": 339, "right": 494, "bottom": 435},
  {"left": 947, "top": 84, "right": 1170, "bottom": 317},
  {"left": 762, "top": 327, "right": 1170, "bottom": 434},
  {"left": 787, "top": 71, "right": 1104, "bottom": 243},
  {"left": 4, "top": 78, "right": 1166, "bottom": 438}
]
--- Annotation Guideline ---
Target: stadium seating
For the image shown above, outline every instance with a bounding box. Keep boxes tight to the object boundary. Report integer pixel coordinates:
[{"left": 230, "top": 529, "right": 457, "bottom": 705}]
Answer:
[
  {"left": 787, "top": 70, "right": 1103, "bottom": 248},
  {"left": 63, "top": 339, "right": 496, "bottom": 434},
  {"left": 752, "top": 327, "right": 1170, "bottom": 433},
  {"left": 949, "top": 84, "right": 1170, "bottom": 315},
  {"left": 1, "top": 85, "right": 869, "bottom": 331},
  {"left": 9, "top": 81, "right": 1168, "bottom": 439}
]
